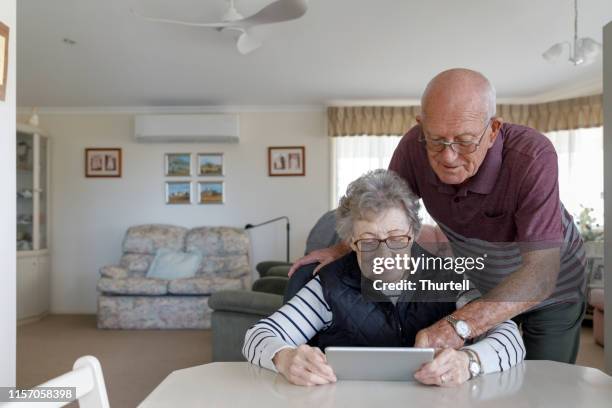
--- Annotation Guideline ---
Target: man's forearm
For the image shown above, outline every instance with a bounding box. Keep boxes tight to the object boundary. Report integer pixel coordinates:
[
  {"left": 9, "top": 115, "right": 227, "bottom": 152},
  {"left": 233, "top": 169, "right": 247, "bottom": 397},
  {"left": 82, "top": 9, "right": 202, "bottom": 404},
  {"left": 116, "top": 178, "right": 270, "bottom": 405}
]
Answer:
[{"left": 452, "top": 247, "right": 561, "bottom": 337}]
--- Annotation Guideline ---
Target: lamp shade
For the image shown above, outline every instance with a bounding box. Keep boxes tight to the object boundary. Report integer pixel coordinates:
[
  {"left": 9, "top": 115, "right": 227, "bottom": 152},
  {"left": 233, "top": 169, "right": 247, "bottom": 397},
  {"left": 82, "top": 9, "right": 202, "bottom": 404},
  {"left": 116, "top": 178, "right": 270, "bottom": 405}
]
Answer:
[
  {"left": 542, "top": 42, "right": 565, "bottom": 61},
  {"left": 578, "top": 37, "right": 603, "bottom": 60}
]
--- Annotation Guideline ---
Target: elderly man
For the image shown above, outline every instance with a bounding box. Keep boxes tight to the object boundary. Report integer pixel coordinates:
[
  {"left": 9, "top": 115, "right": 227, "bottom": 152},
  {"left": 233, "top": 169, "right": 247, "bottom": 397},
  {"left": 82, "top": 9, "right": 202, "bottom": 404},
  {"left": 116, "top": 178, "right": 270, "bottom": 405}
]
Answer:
[{"left": 289, "top": 68, "right": 585, "bottom": 364}]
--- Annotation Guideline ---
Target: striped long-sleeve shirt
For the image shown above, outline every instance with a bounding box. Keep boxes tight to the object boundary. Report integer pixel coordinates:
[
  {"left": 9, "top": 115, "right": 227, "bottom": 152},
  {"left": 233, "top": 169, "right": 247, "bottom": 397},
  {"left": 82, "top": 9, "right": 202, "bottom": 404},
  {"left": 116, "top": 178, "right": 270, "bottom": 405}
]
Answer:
[{"left": 243, "top": 275, "right": 525, "bottom": 374}]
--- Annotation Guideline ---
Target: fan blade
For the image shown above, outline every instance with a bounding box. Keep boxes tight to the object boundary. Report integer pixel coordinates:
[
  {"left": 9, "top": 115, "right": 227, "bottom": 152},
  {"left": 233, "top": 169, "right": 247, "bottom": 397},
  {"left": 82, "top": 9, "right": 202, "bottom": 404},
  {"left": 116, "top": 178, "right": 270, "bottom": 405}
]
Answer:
[
  {"left": 236, "top": 31, "right": 262, "bottom": 55},
  {"left": 240, "top": 0, "right": 308, "bottom": 27},
  {"left": 131, "top": 8, "right": 230, "bottom": 28}
]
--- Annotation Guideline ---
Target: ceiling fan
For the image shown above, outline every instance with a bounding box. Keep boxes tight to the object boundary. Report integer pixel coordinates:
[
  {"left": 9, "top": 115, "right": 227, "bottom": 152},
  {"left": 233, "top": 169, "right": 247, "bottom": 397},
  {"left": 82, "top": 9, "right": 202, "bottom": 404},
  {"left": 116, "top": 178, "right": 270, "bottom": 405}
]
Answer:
[{"left": 132, "top": 0, "right": 309, "bottom": 55}]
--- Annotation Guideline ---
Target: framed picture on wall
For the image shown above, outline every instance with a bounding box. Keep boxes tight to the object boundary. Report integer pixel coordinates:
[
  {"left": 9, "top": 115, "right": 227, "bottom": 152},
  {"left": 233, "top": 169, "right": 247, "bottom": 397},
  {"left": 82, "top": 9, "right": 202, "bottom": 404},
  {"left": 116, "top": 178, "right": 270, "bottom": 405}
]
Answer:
[
  {"left": 588, "top": 257, "right": 604, "bottom": 289},
  {"left": 0, "top": 22, "right": 9, "bottom": 102},
  {"left": 198, "top": 181, "right": 224, "bottom": 204},
  {"left": 85, "top": 148, "right": 122, "bottom": 178},
  {"left": 165, "top": 153, "right": 192, "bottom": 177},
  {"left": 268, "top": 146, "right": 305, "bottom": 176},
  {"left": 165, "top": 181, "right": 192, "bottom": 205},
  {"left": 197, "top": 153, "right": 224, "bottom": 176}
]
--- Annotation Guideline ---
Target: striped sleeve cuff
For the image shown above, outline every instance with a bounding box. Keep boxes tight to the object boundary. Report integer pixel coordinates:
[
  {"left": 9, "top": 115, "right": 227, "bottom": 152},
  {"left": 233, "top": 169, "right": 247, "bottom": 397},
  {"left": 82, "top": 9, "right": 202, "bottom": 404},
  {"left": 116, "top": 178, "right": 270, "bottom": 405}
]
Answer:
[
  {"left": 462, "top": 341, "right": 504, "bottom": 375},
  {"left": 258, "top": 340, "right": 295, "bottom": 372}
]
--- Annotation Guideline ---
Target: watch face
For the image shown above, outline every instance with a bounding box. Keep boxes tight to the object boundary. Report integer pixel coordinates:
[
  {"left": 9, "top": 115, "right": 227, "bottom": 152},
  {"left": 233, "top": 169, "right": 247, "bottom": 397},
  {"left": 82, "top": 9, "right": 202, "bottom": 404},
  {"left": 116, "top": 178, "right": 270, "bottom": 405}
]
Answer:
[
  {"left": 469, "top": 361, "right": 480, "bottom": 376},
  {"left": 456, "top": 320, "right": 471, "bottom": 338}
]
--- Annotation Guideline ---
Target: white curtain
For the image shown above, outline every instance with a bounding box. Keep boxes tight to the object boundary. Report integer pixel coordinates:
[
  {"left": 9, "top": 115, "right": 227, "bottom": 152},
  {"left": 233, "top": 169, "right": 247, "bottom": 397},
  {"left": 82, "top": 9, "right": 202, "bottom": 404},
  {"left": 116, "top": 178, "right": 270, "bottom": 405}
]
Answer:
[
  {"left": 332, "top": 135, "right": 435, "bottom": 224},
  {"left": 332, "top": 128, "right": 604, "bottom": 227},
  {"left": 545, "top": 127, "right": 604, "bottom": 225},
  {"left": 332, "top": 135, "right": 402, "bottom": 206}
]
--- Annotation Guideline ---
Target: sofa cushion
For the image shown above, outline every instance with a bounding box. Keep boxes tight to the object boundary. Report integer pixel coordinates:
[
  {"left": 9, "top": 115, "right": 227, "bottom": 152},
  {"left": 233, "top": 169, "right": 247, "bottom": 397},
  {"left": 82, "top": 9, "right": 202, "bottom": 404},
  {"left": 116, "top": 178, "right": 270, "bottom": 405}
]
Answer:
[
  {"left": 100, "top": 265, "right": 129, "bottom": 280},
  {"left": 146, "top": 249, "right": 202, "bottom": 280},
  {"left": 197, "top": 255, "right": 250, "bottom": 278},
  {"left": 168, "top": 276, "right": 244, "bottom": 295},
  {"left": 97, "top": 277, "right": 168, "bottom": 295},
  {"left": 122, "top": 224, "right": 188, "bottom": 255},
  {"left": 185, "top": 227, "right": 249, "bottom": 257}
]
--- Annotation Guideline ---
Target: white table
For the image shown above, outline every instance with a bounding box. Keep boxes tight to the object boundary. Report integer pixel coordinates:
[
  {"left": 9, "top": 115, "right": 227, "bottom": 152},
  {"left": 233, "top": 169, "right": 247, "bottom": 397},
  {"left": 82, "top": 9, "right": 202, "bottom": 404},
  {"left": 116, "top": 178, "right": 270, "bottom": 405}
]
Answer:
[{"left": 139, "top": 361, "right": 612, "bottom": 408}]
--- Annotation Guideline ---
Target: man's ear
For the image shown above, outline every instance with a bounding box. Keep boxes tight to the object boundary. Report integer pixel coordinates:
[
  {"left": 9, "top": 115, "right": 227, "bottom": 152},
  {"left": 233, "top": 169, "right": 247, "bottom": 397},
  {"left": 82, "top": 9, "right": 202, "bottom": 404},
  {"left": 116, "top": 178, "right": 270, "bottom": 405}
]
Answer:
[
  {"left": 416, "top": 114, "right": 422, "bottom": 125},
  {"left": 487, "top": 116, "right": 503, "bottom": 147}
]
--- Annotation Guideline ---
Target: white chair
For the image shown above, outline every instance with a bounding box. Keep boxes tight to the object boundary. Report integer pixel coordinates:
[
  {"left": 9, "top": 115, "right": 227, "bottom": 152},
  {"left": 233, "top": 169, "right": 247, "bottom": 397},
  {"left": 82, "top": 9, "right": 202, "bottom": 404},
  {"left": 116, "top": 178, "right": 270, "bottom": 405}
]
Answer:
[{"left": 2, "top": 355, "right": 109, "bottom": 408}]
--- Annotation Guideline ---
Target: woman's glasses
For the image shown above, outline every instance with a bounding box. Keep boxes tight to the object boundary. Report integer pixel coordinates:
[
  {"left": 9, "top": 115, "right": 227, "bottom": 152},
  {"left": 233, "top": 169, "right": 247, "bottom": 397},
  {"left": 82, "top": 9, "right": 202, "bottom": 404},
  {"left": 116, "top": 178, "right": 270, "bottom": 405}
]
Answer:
[{"left": 353, "top": 235, "right": 412, "bottom": 252}]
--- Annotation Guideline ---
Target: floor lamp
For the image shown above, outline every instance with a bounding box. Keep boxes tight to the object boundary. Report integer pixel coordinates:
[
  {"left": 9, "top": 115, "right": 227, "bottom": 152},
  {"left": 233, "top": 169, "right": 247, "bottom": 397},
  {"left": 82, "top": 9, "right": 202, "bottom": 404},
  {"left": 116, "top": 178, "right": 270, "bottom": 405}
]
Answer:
[{"left": 244, "top": 216, "right": 290, "bottom": 263}]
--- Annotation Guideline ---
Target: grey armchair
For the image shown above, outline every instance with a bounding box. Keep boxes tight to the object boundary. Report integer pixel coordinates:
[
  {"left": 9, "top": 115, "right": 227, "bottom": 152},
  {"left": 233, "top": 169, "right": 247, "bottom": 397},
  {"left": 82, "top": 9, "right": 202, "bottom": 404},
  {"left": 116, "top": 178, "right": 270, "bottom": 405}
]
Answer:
[
  {"left": 209, "top": 210, "right": 339, "bottom": 361},
  {"left": 209, "top": 289, "right": 283, "bottom": 361}
]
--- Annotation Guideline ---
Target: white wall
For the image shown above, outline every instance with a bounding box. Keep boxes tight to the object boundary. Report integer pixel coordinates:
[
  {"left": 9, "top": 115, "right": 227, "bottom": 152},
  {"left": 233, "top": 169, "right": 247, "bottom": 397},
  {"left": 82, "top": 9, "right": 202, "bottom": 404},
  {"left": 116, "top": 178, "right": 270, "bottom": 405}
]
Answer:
[
  {"left": 0, "top": 0, "right": 16, "bottom": 387},
  {"left": 603, "top": 20, "right": 612, "bottom": 375},
  {"left": 28, "top": 110, "right": 330, "bottom": 313}
]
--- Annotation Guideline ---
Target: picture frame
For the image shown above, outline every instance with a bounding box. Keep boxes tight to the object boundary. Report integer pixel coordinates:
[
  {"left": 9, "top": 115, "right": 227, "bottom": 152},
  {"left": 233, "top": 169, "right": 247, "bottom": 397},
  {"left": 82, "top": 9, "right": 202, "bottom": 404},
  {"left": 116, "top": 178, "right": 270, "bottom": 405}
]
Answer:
[
  {"left": 198, "top": 181, "right": 224, "bottom": 204},
  {"left": 587, "top": 257, "right": 604, "bottom": 289},
  {"left": 85, "top": 148, "right": 122, "bottom": 178},
  {"left": 0, "top": 22, "right": 9, "bottom": 101},
  {"left": 165, "top": 181, "right": 192, "bottom": 205},
  {"left": 268, "top": 146, "right": 305, "bottom": 177},
  {"left": 197, "top": 153, "right": 224, "bottom": 176},
  {"left": 165, "top": 153, "right": 192, "bottom": 177}
]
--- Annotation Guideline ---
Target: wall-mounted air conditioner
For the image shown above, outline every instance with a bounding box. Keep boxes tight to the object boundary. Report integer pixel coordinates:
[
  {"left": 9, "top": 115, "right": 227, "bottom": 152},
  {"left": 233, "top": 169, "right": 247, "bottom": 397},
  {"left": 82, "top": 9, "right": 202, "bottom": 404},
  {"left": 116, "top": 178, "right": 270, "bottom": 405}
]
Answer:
[{"left": 134, "top": 114, "right": 240, "bottom": 143}]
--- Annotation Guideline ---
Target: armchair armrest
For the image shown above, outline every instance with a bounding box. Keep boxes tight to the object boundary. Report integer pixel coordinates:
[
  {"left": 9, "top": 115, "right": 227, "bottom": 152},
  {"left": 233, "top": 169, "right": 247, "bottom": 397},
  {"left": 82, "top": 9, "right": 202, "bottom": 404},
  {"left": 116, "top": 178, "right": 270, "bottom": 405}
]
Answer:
[
  {"left": 265, "top": 265, "right": 292, "bottom": 278},
  {"left": 256, "top": 261, "right": 293, "bottom": 278},
  {"left": 209, "top": 290, "right": 282, "bottom": 316},
  {"left": 252, "top": 276, "right": 288, "bottom": 296},
  {"left": 99, "top": 265, "right": 129, "bottom": 279}
]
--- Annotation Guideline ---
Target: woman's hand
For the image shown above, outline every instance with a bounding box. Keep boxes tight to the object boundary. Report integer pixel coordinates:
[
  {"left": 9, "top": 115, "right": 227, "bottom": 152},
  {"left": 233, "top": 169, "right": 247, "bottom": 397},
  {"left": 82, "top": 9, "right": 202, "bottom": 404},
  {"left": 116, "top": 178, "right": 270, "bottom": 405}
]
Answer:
[
  {"left": 414, "top": 348, "right": 470, "bottom": 387},
  {"left": 288, "top": 243, "right": 350, "bottom": 277},
  {"left": 273, "top": 345, "right": 337, "bottom": 386}
]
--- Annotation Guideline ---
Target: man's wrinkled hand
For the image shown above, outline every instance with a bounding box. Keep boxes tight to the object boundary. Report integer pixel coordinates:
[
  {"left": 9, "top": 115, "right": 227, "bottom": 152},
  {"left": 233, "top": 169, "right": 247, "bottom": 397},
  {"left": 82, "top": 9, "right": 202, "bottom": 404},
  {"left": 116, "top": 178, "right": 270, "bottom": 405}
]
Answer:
[
  {"left": 288, "top": 244, "right": 348, "bottom": 277},
  {"left": 414, "top": 319, "right": 465, "bottom": 349}
]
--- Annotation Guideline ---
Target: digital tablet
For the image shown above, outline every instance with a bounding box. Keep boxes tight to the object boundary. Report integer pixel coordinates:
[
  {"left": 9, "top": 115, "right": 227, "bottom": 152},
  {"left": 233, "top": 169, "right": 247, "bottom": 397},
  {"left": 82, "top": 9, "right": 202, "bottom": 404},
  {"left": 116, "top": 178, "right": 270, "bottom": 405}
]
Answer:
[{"left": 325, "top": 347, "right": 434, "bottom": 381}]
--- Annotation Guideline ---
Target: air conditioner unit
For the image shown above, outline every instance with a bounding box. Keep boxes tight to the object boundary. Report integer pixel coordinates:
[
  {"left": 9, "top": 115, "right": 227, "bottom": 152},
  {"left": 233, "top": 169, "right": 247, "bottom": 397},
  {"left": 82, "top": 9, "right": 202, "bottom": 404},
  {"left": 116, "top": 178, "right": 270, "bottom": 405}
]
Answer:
[{"left": 134, "top": 114, "right": 240, "bottom": 143}]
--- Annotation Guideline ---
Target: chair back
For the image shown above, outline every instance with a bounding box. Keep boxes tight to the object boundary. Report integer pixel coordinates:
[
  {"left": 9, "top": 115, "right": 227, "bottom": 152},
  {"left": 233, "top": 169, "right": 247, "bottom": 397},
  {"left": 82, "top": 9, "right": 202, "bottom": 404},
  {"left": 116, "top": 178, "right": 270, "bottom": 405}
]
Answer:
[{"left": 2, "top": 356, "right": 109, "bottom": 408}]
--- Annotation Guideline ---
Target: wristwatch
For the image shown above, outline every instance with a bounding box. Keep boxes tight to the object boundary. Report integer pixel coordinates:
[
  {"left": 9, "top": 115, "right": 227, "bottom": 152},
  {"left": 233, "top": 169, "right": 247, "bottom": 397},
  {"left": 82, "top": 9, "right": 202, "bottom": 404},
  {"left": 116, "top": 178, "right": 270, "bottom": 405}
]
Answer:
[
  {"left": 445, "top": 314, "right": 471, "bottom": 339},
  {"left": 462, "top": 348, "right": 482, "bottom": 380}
]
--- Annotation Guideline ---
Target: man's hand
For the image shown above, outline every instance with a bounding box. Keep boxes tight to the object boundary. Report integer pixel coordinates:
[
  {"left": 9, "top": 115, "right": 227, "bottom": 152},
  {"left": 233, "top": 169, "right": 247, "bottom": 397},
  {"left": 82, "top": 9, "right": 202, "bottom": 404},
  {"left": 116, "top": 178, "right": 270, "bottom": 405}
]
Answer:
[
  {"left": 414, "top": 319, "right": 464, "bottom": 349},
  {"left": 414, "top": 348, "right": 470, "bottom": 387},
  {"left": 288, "top": 242, "right": 350, "bottom": 277},
  {"left": 273, "top": 345, "right": 337, "bottom": 386}
]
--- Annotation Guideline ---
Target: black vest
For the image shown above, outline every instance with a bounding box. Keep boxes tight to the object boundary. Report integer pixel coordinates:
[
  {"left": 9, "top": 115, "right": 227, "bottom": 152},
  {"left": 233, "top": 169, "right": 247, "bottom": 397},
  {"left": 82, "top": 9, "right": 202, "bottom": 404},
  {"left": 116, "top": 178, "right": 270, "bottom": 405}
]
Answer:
[{"left": 317, "top": 252, "right": 455, "bottom": 350}]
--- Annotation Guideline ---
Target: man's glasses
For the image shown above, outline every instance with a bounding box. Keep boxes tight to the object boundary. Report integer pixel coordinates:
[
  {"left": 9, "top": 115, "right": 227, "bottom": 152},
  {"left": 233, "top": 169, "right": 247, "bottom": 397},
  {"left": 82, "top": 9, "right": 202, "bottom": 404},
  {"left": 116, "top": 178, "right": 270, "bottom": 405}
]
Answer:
[
  {"left": 419, "top": 119, "right": 491, "bottom": 154},
  {"left": 353, "top": 235, "right": 412, "bottom": 252}
]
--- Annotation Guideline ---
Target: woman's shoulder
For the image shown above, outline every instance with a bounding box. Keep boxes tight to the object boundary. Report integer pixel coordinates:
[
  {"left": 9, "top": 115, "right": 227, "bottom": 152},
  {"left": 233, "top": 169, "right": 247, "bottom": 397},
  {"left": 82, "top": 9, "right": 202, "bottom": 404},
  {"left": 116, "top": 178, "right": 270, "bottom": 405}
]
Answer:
[{"left": 318, "top": 252, "right": 361, "bottom": 286}]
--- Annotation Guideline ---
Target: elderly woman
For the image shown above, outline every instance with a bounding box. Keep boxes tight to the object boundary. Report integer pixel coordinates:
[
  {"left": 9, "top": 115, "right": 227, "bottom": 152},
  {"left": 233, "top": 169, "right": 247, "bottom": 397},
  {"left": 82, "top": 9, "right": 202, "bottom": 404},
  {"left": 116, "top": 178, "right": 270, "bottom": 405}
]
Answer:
[{"left": 243, "top": 170, "right": 524, "bottom": 386}]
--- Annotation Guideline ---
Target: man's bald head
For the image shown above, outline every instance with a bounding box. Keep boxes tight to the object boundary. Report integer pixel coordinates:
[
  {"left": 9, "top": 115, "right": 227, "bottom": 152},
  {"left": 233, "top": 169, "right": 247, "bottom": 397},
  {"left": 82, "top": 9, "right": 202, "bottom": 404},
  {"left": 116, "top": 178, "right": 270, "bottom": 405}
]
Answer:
[
  {"left": 417, "top": 68, "right": 503, "bottom": 186},
  {"left": 421, "top": 68, "right": 496, "bottom": 122}
]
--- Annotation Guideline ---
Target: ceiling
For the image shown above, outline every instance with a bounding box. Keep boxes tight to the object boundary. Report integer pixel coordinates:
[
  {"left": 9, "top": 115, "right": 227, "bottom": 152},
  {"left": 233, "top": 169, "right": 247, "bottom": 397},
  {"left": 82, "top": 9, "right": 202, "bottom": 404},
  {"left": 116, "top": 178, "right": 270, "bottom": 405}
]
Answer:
[{"left": 16, "top": 0, "right": 612, "bottom": 108}]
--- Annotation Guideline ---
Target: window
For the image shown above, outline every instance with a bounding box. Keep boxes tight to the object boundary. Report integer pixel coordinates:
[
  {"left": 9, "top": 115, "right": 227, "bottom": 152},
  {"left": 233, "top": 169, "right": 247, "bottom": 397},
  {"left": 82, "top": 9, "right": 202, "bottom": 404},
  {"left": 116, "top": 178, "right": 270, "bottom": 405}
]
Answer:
[
  {"left": 545, "top": 127, "right": 603, "bottom": 225},
  {"left": 331, "top": 135, "right": 435, "bottom": 225},
  {"left": 332, "top": 127, "right": 604, "bottom": 228},
  {"left": 332, "top": 135, "right": 402, "bottom": 206}
]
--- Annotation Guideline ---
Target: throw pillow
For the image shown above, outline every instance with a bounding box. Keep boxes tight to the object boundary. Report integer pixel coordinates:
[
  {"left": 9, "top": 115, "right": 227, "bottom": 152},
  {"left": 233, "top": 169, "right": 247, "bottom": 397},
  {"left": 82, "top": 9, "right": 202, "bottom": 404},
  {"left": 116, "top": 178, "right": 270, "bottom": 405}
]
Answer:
[{"left": 146, "top": 248, "right": 202, "bottom": 280}]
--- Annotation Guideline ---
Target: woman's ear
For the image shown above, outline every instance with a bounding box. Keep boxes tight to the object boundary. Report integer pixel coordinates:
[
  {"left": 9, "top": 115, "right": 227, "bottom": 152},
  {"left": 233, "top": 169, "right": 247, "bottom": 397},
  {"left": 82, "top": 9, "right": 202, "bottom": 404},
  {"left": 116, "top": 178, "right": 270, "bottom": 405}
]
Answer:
[{"left": 347, "top": 238, "right": 357, "bottom": 252}]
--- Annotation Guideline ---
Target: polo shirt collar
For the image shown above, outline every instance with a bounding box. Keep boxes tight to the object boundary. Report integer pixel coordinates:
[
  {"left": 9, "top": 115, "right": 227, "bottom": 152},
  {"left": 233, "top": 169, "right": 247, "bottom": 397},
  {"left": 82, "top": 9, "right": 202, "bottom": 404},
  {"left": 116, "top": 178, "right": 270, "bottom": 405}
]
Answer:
[{"left": 426, "top": 125, "right": 504, "bottom": 196}]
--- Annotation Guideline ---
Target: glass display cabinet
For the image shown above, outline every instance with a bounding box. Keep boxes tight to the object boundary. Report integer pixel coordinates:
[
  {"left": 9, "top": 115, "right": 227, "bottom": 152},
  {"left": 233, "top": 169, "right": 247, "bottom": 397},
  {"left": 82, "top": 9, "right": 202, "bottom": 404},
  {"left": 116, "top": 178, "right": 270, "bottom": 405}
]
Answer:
[{"left": 16, "top": 123, "right": 50, "bottom": 321}]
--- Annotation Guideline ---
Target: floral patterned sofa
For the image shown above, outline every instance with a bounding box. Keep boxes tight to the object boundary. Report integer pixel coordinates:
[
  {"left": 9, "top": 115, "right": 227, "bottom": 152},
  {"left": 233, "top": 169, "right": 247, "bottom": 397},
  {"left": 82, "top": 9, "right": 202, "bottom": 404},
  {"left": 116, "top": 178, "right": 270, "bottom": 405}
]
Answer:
[{"left": 97, "top": 224, "right": 251, "bottom": 329}]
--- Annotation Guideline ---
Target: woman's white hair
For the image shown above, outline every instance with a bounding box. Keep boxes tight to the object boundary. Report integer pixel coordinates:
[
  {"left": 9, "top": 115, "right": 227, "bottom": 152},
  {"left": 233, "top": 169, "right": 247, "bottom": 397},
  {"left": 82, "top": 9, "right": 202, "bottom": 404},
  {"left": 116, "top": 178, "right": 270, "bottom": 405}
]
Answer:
[{"left": 336, "top": 169, "right": 422, "bottom": 242}]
